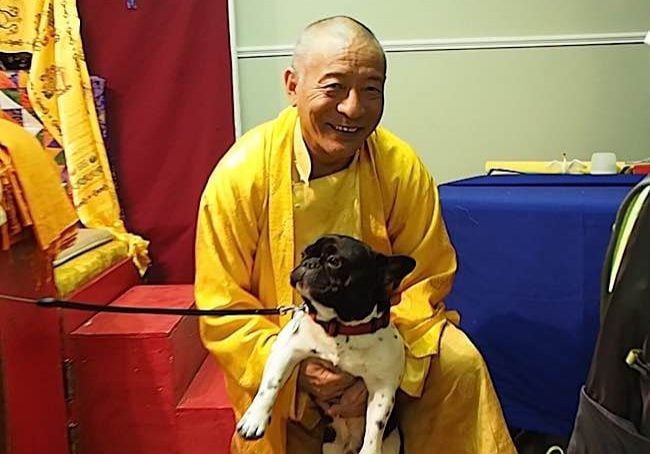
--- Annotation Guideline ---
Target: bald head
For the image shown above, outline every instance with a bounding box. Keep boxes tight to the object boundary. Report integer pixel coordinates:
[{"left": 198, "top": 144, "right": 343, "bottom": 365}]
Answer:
[
  {"left": 283, "top": 16, "right": 386, "bottom": 177},
  {"left": 292, "top": 16, "right": 386, "bottom": 77}
]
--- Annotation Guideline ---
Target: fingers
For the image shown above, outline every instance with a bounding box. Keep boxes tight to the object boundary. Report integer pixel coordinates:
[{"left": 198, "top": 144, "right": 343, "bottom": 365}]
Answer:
[
  {"left": 298, "top": 359, "right": 356, "bottom": 401},
  {"left": 297, "top": 360, "right": 369, "bottom": 418},
  {"left": 325, "top": 379, "right": 368, "bottom": 418},
  {"left": 307, "top": 358, "right": 337, "bottom": 371}
]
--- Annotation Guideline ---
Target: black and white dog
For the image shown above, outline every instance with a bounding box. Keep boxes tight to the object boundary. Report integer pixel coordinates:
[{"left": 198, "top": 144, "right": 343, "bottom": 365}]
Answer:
[{"left": 237, "top": 234, "right": 415, "bottom": 454}]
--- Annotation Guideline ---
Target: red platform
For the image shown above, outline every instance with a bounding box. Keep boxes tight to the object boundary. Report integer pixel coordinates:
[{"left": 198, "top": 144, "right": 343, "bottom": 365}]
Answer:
[
  {"left": 0, "top": 232, "right": 140, "bottom": 454},
  {"left": 69, "top": 284, "right": 235, "bottom": 453},
  {"left": 177, "top": 357, "right": 235, "bottom": 453}
]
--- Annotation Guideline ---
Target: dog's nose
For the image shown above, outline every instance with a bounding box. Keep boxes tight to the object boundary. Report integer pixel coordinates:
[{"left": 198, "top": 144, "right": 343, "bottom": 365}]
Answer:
[{"left": 290, "top": 267, "right": 304, "bottom": 287}]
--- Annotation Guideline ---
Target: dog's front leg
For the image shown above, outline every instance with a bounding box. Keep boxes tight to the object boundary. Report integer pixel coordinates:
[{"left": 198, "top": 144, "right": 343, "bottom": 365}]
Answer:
[
  {"left": 237, "top": 313, "right": 310, "bottom": 440},
  {"left": 358, "top": 385, "right": 397, "bottom": 454}
]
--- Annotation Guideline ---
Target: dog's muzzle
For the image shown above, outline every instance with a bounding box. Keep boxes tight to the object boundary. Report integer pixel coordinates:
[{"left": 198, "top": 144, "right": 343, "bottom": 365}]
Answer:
[{"left": 290, "top": 259, "right": 333, "bottom": 291}]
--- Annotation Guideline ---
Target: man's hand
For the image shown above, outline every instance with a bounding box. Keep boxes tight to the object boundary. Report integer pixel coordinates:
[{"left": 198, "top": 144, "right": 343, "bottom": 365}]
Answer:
[
  {"left": 320, "top": 378, "right": 368, "bottom": 418},
  {"left": 298, "top": 359, "right": 368, "bottom": 418},
  {"left": 298, "top": 358, "right": 355, "bottom": 400}
]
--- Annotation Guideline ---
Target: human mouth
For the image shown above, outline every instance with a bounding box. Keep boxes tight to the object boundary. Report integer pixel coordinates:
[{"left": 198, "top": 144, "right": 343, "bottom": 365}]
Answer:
[{"left": 331, "top": 124, "right": 361, "bottom": 134}]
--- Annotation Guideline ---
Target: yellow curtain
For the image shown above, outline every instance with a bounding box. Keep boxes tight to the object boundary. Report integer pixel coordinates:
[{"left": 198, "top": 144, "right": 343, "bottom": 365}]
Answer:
[{"left": 0, "top": 0, "right": 149, "bottom": 274}]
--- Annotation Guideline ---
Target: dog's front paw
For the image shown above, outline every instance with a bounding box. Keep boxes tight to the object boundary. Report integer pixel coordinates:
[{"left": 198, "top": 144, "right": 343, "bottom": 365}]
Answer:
[
  {"left": 236, "top": 405, "right": 271, "bottom": 440},
  {"left": 358, "top": 448, "right": 381, "bottom": 454}
]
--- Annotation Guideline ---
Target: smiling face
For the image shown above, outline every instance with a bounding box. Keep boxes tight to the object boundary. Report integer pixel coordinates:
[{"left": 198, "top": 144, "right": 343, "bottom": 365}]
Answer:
[{"left": 284, "top": 30, "right": 386, "bottom": 177}]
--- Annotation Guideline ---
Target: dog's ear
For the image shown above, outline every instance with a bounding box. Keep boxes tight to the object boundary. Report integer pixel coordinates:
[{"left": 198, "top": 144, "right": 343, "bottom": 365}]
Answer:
[{"left": 377, "top": 254, "right": 416, "bottom": 290}]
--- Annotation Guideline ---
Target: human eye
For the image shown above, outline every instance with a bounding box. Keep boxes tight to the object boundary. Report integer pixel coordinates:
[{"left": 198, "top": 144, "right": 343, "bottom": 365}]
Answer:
[
  {"left": 322, "top": 82, "right": 343, "bottom": 91},
  {"left": 365, "top": 84, "right": 383, "bottom": 94}
]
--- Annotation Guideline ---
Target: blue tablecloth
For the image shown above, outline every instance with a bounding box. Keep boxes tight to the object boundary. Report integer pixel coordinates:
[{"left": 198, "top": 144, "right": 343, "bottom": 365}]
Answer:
[{"left": 438, "top": 174, "right": 644, "bottom": 437}]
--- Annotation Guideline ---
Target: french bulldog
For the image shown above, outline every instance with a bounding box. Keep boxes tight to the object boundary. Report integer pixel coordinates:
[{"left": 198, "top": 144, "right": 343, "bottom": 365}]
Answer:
[{"left": 237, "top": 234, "right": 415, "bottom": 454}]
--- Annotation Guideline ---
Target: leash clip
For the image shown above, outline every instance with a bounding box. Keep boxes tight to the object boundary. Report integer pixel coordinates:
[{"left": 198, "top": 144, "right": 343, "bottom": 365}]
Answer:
[{"left": 277, "top": 304, "right": 304, "bottom": 315}]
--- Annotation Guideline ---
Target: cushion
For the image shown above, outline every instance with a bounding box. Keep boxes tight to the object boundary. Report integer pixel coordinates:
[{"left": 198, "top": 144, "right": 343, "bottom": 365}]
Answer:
[{"left": 53, "top": 228, "right": 114, "bottom": 267}]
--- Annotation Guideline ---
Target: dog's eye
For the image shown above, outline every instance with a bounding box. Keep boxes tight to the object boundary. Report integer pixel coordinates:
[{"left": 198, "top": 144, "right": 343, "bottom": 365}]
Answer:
[{"left": 326, "top": 256, "right": 342, "bottom": 268}]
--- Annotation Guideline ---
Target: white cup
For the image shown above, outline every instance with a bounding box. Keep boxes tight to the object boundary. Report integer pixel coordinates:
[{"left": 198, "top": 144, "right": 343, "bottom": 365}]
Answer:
[{"left": 590, "top": 152, "right": 618, "bottom": 175}]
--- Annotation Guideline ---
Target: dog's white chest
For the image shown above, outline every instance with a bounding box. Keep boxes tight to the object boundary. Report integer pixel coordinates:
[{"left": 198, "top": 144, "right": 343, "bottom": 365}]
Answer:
[{"left": 291, "top": 312, "right": 405, "bottom": 383}]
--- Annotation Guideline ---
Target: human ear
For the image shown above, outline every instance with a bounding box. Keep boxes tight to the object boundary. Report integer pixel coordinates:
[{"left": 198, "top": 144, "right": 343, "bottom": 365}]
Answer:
[{"left": 283, "top": 67, "right": 299, "bottom": 106}]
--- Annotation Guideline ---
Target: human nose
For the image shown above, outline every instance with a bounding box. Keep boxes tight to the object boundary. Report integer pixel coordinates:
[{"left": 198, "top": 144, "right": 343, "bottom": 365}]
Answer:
[{"left": 336, "top": 89, "right": 365, "bottom": 119}]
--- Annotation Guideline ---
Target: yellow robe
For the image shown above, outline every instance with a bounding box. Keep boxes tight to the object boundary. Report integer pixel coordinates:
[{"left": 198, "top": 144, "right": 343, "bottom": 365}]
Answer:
[
  {"left": 195, "top": 106, "right": 504, "bottom": 452},
  {"left": 0, "top": 0, "right": 149, "bottom": 273}
]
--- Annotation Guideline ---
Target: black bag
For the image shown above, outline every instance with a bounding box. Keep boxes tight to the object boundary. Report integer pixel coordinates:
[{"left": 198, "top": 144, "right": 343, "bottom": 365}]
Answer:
[{"left": 567, "top": 175, "right": 650, "bottom": 453}]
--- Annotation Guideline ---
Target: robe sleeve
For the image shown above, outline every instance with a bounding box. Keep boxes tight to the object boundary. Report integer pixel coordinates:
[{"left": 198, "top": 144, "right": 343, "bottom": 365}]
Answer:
[
  {"left": 377, "top": 130, "right": 458, "bottom": 396},
  {"left": 194, "top": 143, "right": 280, "bottom": 395},
  {"left": 195, "top": 123, "right": 309, "bottom": 454}
]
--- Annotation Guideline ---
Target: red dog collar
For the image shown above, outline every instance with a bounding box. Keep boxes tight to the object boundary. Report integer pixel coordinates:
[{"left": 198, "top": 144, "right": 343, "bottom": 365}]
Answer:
[{"left": 309, "top": 310, "right": 390, "bottom": 336}]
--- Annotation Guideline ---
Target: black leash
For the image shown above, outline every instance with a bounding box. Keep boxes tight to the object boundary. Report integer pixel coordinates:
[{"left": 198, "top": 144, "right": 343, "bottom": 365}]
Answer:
[{"left": 0, "top": 293, "right": 299, "bottom": 317}]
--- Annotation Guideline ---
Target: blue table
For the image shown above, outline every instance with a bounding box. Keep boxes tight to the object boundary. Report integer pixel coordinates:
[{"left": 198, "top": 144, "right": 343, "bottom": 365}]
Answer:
[{"left": 438, "top": 174, "right": 644, "bottom": 437}]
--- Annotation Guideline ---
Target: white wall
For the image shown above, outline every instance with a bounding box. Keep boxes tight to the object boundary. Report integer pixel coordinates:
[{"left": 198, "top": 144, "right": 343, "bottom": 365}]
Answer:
[{"left": 231, "top": 1, "right": 650, "bottom": 182}]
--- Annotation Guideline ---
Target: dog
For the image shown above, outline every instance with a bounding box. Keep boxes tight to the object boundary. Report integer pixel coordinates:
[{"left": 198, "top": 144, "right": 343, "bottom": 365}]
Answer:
[{"left": 237, "top": 234, "right": 415, "bottom": 454}]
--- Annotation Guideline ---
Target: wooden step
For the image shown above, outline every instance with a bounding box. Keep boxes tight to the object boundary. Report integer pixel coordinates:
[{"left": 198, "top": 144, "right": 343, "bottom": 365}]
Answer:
[
  {"left": 69, "top": 284, "right": 206, "bottom": 453},
  {"left": 176, "top": 356, "right": 235, "bottom": 454},
  {"left": 62, "top": 257, "right": 141, "bottom": 336}
]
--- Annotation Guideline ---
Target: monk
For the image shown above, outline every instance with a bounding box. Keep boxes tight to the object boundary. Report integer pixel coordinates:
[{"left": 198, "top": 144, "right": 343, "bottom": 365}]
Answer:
[{"left": 195, "top": 15, "right": 516, "bottom": 453}]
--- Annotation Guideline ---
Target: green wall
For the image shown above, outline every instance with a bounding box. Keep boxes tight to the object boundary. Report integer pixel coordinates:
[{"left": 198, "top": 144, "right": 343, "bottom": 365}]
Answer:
[{"left": 233, "top": 1, "right": 650, "bottom": 182}]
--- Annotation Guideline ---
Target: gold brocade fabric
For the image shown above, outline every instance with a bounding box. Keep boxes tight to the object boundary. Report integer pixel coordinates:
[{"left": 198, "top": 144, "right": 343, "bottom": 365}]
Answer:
[
  {"left": 0, "top": 119, "right": 76, "bottom": 256},
  {"left": 0, "top": 147, "right": 27, "bottom": 250},
  {"left": 54, "top": 239, "right": 128, "bottom": 298},
  {"left": 0, "top": 0, "right": 149, "bottom": 274}
]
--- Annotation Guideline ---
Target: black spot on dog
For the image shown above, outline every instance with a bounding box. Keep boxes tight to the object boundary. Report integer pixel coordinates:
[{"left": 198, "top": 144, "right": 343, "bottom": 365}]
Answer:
[
  {"left": 393, "top": 334, "right": 398, "bottom": 339},
  {"left": 378, "top": 336, "right": 383, "bottom": 342},
  {"left": 382, "top": 407, "right": 399, "bottom": 440},
  {"left": 310, "top": 348, "right": 318, "bottom": 354},
  {"left": 345, "top": 336, "right": 350, "bottom": 343},
  {"left": 377, "top": 420, "right": 385, "bottom": 430},
  {"left": 324, "top": 425, "right": 336, "bottom": 443}
]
